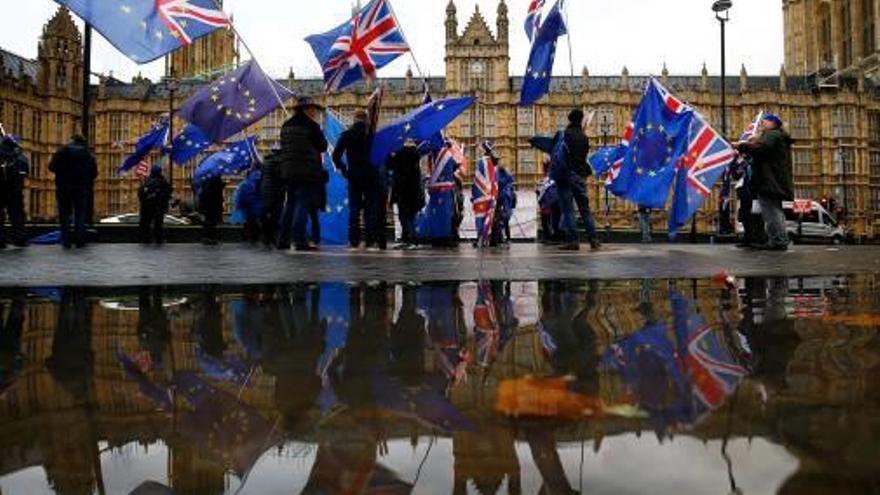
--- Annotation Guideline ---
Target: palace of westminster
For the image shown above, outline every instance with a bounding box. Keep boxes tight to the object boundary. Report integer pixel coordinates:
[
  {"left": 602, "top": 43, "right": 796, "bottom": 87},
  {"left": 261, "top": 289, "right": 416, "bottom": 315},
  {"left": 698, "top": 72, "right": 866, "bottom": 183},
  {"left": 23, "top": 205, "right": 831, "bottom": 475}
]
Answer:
[{"left": 2, "top": 0, "right": 880, "bottom": 236}]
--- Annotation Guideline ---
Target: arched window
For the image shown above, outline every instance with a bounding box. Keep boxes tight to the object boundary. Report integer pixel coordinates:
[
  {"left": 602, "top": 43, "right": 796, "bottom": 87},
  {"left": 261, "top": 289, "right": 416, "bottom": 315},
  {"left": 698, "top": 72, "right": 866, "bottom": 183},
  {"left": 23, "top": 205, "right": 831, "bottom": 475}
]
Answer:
[
  {"left": 56, "top": 64, "right": 67, "bottom": 90},
  {"left": 820, "top": 3, "right": 833, "bottom": 67}
]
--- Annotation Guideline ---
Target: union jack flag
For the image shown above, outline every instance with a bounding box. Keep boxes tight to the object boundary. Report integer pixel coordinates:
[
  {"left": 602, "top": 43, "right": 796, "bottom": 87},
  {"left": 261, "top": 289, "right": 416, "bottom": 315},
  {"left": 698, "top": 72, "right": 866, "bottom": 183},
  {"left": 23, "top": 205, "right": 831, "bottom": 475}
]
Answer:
[
  {"left": 306, "top": 0, "right": 410, "bottom": 92},
  {"left": 669, "top": 112, "right": 737, "bottom": 232},
  {"left": 429, "top": 146, "right": 457, "bottom": 192},
  {"left": 472, "top": 155, "right": 498, "bottom": 246},
  {"left": 134, "top": 160, "right": 151, "bottom": 180},
  {"left": 684, "top": 323, "right": 748, "bottom": 409},
  {"left": 55, "top": 0, "right": 230, "bottom": 63},
  {"left": 525, "top": 0, "right": 546, "bottom": 41},
  {"left": 156, "top": 0, "right": 231, "bottom": 45}
]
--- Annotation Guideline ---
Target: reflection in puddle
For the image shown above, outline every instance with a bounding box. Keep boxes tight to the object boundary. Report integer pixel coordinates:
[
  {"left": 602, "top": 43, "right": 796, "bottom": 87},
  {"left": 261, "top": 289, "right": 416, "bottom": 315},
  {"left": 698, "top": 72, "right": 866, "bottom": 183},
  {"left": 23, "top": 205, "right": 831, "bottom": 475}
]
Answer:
[{"left": 0, "top": 275, "right": 876, "bottom": 494}]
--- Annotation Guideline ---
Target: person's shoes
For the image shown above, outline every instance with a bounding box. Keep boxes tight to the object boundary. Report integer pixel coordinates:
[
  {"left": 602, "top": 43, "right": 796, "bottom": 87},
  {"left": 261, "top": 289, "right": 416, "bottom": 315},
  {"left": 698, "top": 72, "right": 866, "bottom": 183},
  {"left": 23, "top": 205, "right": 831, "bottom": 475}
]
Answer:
[
  {"left": 735, "top": 242, "right": 752, "bottom": 249},
  {"left": 589, "top": 240, "right": 602, "bottom": 250},
  {"left": 295, "top": 245, "right": 318, "bottom": 252},
  {"left": 12, "top": 240, "right": 28, "bottom": 248},
  {"left": 770, "top": 243, "right": 790, "bottom": 252},
  {"left": 559, "top": 243, "right": 580, "bottom": 251},
  {"left": 75, "top": 242, "right": 87, "bottom": 249},
  {"left": 276, "top": 243, "right": 291, "bottom": 250},
  {"left": 392, "top": 243, "right": 407, "bottom": 250},
  {"left": 366, "top": 246, "right": 381, "bottom": 253},
  {"left": 403, "top": 243, "right": 420, "bottom": 251}
]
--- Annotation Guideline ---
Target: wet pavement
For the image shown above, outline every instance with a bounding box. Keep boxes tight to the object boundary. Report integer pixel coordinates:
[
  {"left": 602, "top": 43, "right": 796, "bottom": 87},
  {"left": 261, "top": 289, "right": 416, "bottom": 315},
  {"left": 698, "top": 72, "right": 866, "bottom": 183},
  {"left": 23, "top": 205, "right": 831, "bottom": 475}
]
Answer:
[
  {"left": 0, "top": 275, "right": 879, "bottom": 494},
  {"left": 0, "top": 243, "right": 878, "bottom": 286}
]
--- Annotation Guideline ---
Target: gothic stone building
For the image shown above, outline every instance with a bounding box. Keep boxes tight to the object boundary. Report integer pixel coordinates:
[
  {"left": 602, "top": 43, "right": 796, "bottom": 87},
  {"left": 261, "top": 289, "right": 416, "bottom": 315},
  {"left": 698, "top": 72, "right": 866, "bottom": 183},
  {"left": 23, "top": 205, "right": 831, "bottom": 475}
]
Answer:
[{"left": 2, "top": 1, "right": 880, "bottom": 236}]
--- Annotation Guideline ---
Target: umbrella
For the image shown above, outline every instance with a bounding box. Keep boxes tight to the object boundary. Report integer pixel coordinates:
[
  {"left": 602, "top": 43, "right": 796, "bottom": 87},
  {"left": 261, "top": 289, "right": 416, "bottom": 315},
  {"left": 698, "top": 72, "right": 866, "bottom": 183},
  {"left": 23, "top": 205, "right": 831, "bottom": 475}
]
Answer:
[
  {"left": 370, "top": 96, "right": 476, "bottom": 167},
  {"left": 529, "top": 135, "right": 557, "bottom": 154}
]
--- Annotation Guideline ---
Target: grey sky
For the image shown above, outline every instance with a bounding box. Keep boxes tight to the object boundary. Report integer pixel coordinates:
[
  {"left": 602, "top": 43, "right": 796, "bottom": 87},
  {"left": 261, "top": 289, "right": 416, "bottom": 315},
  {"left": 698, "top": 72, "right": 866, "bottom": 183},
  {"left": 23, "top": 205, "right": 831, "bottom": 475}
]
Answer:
[{"left": 0, "top": 1, "right": 783, "bottom": 82}]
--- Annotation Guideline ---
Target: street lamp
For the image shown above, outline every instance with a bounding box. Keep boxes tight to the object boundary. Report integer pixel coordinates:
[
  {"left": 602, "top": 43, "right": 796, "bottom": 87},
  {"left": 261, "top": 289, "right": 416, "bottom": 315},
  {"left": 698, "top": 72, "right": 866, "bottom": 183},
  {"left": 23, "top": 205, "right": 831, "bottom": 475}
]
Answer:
[
  {"left": 600, "top": 115, "right": 612, "bottom": 241},
  {"left": 166, "top": 71, "right": 180, "bottom": 197}
]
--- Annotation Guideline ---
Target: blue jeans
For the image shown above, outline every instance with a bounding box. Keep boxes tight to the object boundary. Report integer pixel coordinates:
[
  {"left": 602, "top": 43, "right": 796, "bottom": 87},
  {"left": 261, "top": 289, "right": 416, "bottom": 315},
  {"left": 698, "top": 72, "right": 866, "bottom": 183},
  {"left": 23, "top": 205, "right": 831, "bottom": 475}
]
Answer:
[
  {"left": 558, "top": 175, "right": 598, "bottom": 244},
  {"left": 638, "top": 208, "right": 652, "bottom": 243},
  {"left": 277, "top": 182, "right": 313, "bottom": 248},
  {"left": 759, "top": 198, "right": 789, "bottom": 247}
]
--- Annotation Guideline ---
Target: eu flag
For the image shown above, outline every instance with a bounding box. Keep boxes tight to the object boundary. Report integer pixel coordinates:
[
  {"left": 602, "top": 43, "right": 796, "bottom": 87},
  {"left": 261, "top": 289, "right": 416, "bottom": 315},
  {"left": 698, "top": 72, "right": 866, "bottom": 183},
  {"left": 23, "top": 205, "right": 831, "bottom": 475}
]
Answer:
[
  {"left": 54, "top": 0, "right": 230, "bottom": 64},
  {"left": 193, "top": 137, "right": 259, "bottom": 192},
  {"left": 588, "top": 144, "right": 626, "bottom": 177},
  {"left": 178, "top": 60, "right": 294, "bottom": 143},
  {"left": 116, "top": 121, "right": 168, "bottom": 175},
  {"left": 608, "top": 79, "right": 694, "bottom": 209},
  {"left": 170, "top": 124, "right": 212, "bottom": 165},
  {"left": 519, "top": 0, "right": 567, "bottom": 106},
  {"left": 320, "top": 112, "right": 350, "bottom": 246}
]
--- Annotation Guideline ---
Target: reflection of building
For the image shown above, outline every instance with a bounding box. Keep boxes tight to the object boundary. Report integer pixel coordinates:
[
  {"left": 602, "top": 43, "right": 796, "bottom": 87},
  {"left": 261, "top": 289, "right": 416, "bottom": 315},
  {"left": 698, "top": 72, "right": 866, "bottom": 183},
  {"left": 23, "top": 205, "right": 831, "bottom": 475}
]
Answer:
[{"left": 2, "top": 4, "right": 880, "bottom": 233}]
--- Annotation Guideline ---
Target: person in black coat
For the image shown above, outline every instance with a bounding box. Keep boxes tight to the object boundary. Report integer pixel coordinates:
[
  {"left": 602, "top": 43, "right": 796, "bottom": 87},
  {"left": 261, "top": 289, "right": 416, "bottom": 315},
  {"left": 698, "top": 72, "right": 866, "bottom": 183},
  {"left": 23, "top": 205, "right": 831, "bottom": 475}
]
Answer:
[
  {"left": 277, "top": 97, "right": 328, "bottom": 251},
  {"left": 198, "top": 175, "right": 225, "bottom": 245},
  {"left": 260, "top": 149, "right": 284, "bottom": 247},
  {"left": 387, "top": 140, "right": 424, "bottom": 248},
  {"left": 556, "top": 110, "right": 600, "bottom": 251},
  {"left": 49, "top": 135, "right": 98, "bottom": 249},
  {"left": 332, "top": 110, "right": 382, "bottom": 249},
  {"left": 138, "top": 164, "right": 172, "bottom": 245},
  {"left": 0, "top": 135, "right": 29, "bottom": 248}
]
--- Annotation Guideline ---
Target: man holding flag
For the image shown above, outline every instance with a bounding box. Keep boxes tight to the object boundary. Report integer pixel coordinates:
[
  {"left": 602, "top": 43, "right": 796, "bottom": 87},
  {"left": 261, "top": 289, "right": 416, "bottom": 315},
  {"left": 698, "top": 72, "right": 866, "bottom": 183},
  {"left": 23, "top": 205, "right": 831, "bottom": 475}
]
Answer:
[
  {"left": 734, "top": 114, "right": 795, "bottom": 251},
  {"left": 556, "top": 109, "right": 600, "bottom": 251}
]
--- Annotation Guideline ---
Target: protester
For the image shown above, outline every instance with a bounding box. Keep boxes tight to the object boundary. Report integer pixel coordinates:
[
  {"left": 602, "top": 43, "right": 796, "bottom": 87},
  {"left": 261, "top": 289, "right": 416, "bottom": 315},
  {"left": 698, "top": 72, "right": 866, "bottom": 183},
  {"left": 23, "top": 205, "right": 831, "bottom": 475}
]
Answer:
[
  {"left": 332, "top": 110, "right": 378, "bottom": 249},
  {"left": 730, "top": 158, "right": 767, "bottom": 248},
  {"left": 260, "top": 148, "right": 284, "bottom": 247},
  {"left": 452, "top": 161, "right": 465, "bottom": 243},
  {"left": 734, "top": 113, "right": 794, "bottom": 251},
  {"left": 491, "top": 144, "right": 517, "bottom": 247},
  {"left": 277, "top": 97, "right": 328, "bottom": 251},
  {"left": 537, "top": 159, "right": 562, "bottom": 244},
  {"left": 137, "top": 164, "right": 172, "bottom": 245},
  {"left": 0, "top": 135, "right": 29, "bottom": 248},
  {"left": 307, "top": 167, "right": 330, "bottom": 247},
  {"left": 48, "top": 135, "right": 97, "bottom": 249},
  {"left": 197, "top": 175, "right": 224, "bottom": 246},
  {"left": 556, "top": 109, "right": 600, "bottom": 251},
  {"left": 231, "top": 167, "right": 264, "bottom": 244},
  {"left": 387, "top": 139, "right": 424, "bottom": 249},
  {"left": 637, "top": 206, "right": 652, "bottom": 243}
]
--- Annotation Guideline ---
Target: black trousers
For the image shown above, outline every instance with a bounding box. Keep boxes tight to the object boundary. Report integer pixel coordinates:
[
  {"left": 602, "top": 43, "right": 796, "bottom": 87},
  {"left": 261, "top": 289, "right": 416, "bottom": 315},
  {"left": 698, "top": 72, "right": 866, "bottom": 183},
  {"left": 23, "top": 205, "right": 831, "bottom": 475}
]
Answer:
[
  {"left": 56, "top": 188, "right": 88, "bottom": 247},
  {"left": 139, "top": 205, "right": 166, "bottom": 244}
]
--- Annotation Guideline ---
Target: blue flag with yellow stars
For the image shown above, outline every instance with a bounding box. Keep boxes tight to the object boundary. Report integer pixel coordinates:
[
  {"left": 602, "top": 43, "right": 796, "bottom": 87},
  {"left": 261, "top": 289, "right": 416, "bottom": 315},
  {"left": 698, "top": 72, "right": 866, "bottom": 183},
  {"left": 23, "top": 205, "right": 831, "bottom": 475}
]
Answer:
[
  {"left": 609, "top": 79, "right": 694, "bottom": 209},
  {"left": 519, "top": 0, "right": 567, "bottom": 106},
  {"left": 193, "top": 136, "right": 259, "bottom": 193},
  {"left": 116, "top": 120, "right": 168, "bottom": 175},
  {"left": 319, "top": 111, "right": 349, "bottom": 246},
  {"left": 178, "top": 60, "right": 294, "bottom": 143},
  {"left": 588, "top": 144, "right": 627, "bottom": 177},
  {"left": 170, "top": 124, "right": 212, "bottom": 165}
]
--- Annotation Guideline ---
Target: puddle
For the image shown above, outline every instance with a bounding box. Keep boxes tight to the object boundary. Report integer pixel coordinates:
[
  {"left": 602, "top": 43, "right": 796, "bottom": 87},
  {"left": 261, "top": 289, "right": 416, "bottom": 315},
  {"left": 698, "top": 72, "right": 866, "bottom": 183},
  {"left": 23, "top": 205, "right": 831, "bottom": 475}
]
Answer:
[{"left": 0, "top": 275, "right": 877, "bottom": 494}]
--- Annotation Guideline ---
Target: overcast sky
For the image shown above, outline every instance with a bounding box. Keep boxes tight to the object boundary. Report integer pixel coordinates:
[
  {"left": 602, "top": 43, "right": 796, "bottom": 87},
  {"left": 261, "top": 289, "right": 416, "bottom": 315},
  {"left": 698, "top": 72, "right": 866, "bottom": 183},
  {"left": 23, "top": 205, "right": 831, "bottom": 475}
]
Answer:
[{"left": 0, "top": 0, "right": 783, "bottom": 82}]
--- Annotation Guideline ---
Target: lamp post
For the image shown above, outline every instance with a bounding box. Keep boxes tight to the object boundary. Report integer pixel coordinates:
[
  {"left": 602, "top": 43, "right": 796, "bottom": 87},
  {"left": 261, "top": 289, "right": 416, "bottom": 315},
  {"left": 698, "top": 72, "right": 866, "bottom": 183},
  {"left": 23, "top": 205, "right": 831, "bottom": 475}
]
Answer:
[
  {"left": 707, "top": 0, "right": 733, "bottom": 244},
  {"left": 600, "top": 114, "right": 612, "bottom": 241},
  {"left": 166, "top": 71, "right": 180, "bottom": 196}
]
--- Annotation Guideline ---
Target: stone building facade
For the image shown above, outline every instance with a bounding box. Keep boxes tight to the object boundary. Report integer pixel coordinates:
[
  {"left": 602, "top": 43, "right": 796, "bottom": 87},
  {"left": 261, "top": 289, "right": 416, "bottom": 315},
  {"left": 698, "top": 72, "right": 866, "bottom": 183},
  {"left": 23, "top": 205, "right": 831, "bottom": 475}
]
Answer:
[{"left": 1, "top": 2, "right": 880, "bottom": 236}]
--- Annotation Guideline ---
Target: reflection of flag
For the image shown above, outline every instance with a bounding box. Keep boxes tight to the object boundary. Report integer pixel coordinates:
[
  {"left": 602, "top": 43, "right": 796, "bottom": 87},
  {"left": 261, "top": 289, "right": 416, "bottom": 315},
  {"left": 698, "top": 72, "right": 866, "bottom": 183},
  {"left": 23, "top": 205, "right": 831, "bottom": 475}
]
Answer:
[
  {"left": 305, "top": 0, "right": 410, "bottom": 92},
  {"left": 117, "top": 352, "right": 172, "bottom": 410},
  {"left": 178, "top": 60, "right": 293, "bottom": 142},
  {"left": 317, "top": 283, "right": 351, "bottom": 376},
  {"left": 608, "top": 79, "right": 694, "bottom": 208},
  {"left": 520, "top": 0, "right": 567, "bottom": 106},
  {"left": 55, "top": 0, "right": 230, "bottom": 63},
  {"left": 372, "top": 373, "right": 475, "bottom": 432},
  {"left": 320, "top": 112, "right": 350, "bottom": 245},
  {"left": 472, "top": 156, "right": 498, "bottom": 245},
  {"left": 669, "top": 113, "right": 737, "bottom": 234},
  {"left": 670, "top": 291, "right": 747, "bottom": 411},
  {"left": 474, "top": 282, "right": 499, "bottom": 368}
]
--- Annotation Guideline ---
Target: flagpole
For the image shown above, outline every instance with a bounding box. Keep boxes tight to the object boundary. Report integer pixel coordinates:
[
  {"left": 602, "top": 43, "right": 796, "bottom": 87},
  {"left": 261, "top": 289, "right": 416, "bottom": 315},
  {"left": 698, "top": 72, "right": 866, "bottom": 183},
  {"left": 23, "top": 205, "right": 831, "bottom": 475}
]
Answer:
[
  {"left": 207, "top": 0, "right": 292, "bottom": 119},
  {"left": 81, "top": 24, "right": 92, "bottom": 144},
  {"left": 562, "top": 0, "right": 577, "bottom": 107},
  {"left": 385, "top": 0, "right": 425, "bottom": 82}
]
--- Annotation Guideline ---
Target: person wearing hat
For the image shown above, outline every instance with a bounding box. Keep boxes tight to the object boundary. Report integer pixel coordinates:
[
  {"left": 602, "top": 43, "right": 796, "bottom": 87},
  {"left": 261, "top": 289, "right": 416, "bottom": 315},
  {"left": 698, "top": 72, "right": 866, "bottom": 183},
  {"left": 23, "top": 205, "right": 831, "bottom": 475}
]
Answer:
[
  {"left": 734, "top": 113, "right": 794, "bottom": 251},
  {"left": 137, "top": 164, "right": 172, "bottom": 245},
  {"left": 556, "top": 108, "right": 600, "bottom": 251},
  {"left": 333, "top": 109, "right": 380, "bottom": 249},
  {"left": 0, "top": 135, "right": 30, "bottom": 248},
  {"left": 387, "top": 138, "right": 424, "bottom": 249},
  {"left": 277, "top": 96, "right": 328, "bottom": 251},
  {"left": 49, "top": 134, "right": 98, "bottom": 249}
]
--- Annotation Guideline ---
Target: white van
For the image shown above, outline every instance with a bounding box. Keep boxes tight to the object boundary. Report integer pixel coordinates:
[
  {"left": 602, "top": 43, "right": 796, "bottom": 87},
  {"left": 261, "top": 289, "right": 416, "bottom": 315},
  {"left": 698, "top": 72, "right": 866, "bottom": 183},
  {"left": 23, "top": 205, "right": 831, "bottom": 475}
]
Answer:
[
  {"left": 736, "top": 200, "right": 847, "bottom": 244},
  {"left": 782, "top": 200, "right": 847, "bottom": 244}
]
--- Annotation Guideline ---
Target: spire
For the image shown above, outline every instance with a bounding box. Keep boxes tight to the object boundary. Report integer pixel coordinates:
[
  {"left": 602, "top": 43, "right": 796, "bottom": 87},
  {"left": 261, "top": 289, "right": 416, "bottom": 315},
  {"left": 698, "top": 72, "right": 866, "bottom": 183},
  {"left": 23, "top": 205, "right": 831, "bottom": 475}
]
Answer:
[
  {"left": 739, "top": 63, "right": 748, "bottom": 92},
  {"left": 701, "top": 62, "right": 708, "bottom": 91},
  {"left": 446, "top": 0, "right": 458, "bottom": 44},
  {"left": 661, "top": 62, "right": 669, "bottom": 84},
  {"left": 497, "top": 0, "right": 509, "bottom": 44},
  {"left": 779, "top": 64, "right": 787, "bottom": 91}
]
